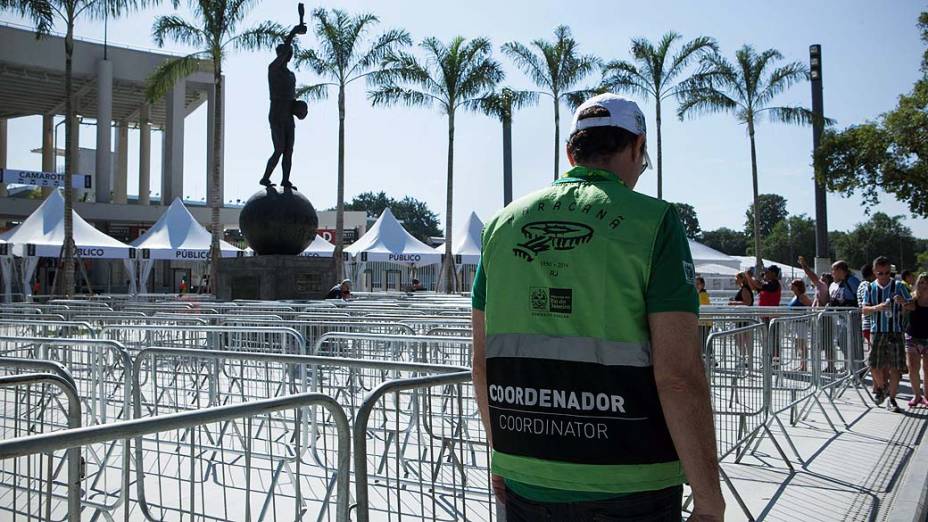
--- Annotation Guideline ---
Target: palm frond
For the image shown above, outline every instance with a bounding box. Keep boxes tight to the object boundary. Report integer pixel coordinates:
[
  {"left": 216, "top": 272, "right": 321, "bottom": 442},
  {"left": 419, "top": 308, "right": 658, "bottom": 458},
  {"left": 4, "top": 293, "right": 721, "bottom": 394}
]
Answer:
[
  {"left": 563, "top": 87, "right": 606, "bottom": 110},
  {"left": 152, "top": 15, "right": 205, "bottom": 48},
  {"left": 2, "top": 0, "right": 54, "bottom": 35},
  {"left": 294, "top": 48, "right": 331, "bottom": 76},
  {"left": 502, "top": 41, "right": 550, "bottom": 89},
  {"left": 228, "top": 21, "right": 286, "bottom": 52},
  {"left": 368, "top": 86, "right": 436, "bottom": 109},
  {"left": 756, "top": 61, "right": 808, "bottom": 107},
  {"left": 225, "top": 0, "right": 261, "bottom": 27},
  {"left": 145, "top": 52, "right": 205, "bottom": 103},
  {"left": 664, "top": 35, "right": 717, "bottom": 86},
  {"left": 368, "top": 50, "right": 433, "bottom": 89},
  {"left": 356, "top": 27, "right": 412, "bottom": 72},
  {"left": 602, "top": 60, "right": 655, "bottom": 99},
  {"left": 676, "top": 84, "right": 738, "bottom": 120},
  {"left": 759, "top": 106, "right": 835, "bottom": 127},
  {"left": 296, "top": 83, "right": 331, "bottom": 102}
]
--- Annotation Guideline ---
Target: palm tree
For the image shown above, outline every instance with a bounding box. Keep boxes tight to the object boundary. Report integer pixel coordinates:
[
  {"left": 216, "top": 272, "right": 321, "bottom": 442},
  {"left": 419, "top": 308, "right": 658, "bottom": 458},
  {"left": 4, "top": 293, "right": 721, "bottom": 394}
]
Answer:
[
  {"left": 502, "top": 26, "right": 599, "bottom": 180},
  {"left": 370, "top": 36, "right": 503, "bottom": 292},
  {"left": 473, "top": 87, "right": 537, "bottom": 206},
  {"left": 294, "top": 8, "right": 410, "bottom": 281},
  {"left": 602, "top": 32, "right": 717, "bottom": 200},
  {"left": 677, "top": 45, "right": 832, "bottom": 269},
  {"left": 146, "top": 0, "right": 284, "bottom": 295},
  {"left": 2, "top": 0, "right": 146, "bottom": 296}
]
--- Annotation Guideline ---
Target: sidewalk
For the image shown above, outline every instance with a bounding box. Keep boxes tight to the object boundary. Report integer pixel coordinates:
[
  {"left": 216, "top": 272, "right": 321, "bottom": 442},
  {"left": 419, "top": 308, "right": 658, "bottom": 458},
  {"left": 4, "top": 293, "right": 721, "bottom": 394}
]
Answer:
[{"left": 718, "top": 381, "right": 928, "bottom": 521}]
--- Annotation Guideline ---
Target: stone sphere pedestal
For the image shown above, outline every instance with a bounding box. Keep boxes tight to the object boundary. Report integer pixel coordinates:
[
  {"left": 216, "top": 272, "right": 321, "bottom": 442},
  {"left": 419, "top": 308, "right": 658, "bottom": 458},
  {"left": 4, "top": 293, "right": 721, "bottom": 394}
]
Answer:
[{"left": 239, "top": 187, "right": 318, "bottom": 255}]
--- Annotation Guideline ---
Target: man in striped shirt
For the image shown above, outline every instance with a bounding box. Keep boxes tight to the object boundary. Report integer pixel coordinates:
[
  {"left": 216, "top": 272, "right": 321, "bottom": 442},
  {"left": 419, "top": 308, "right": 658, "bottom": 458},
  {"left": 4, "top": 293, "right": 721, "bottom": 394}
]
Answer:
[{"left": 862, "top": 256, "right": 912, "bottom": 412}]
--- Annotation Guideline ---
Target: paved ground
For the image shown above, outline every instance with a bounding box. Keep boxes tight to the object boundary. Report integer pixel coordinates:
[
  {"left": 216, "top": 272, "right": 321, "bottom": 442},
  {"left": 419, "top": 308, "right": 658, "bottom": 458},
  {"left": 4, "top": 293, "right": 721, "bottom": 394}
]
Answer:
[{"left": 716, "top": 379, "right": 928, "bottom": 521}]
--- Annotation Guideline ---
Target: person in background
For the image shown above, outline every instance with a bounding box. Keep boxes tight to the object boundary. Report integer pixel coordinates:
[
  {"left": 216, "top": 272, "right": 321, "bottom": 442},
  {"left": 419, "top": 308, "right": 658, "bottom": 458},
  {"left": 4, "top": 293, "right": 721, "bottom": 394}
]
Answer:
[
  {"left": 902, "top": 273, "right": 928, "bottom": 407},
  {"left": 408, "top": 278, "right": 425, "bottom": 292},
  {"left": 862, "top": 256, "right": 912, "bottom": 412},
  {"left": 856, "top": 264, "right": 878, "bottom": 396},
  {"left": 729, "top": 272, "right": 754, "bottom": 306},
  {"left": 829, "top": 260, "right": 861, "bottom": 307},
  {"left": 326, "top": 279, "right": 352, "bottom": 300},
  {"left": 901, "top": 270, "right": 915, "bottom": 294},
  {"left": 199, "top": 275, "right": 209, "bottom": 294},
  {"left": 696, "top": 276, "right": 712, "bottom": 354},
  {"left": 789, "top": 279, "right": 812, "bottom": 371},
  {"left": 179, "top": 276, "right": 188, "bottom": 294},
  {"left": 799, "top": 256, "right": 831, "bottom": 307},
  {"left": 748, "top": 265, "right": 782, "bottom": 307}
]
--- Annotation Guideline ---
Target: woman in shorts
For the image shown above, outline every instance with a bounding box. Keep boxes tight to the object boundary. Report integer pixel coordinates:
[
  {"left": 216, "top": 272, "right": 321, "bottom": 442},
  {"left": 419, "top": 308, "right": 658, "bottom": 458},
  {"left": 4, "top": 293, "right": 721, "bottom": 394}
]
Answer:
[
  {"left": 788, "top": 279, "right": 812, "bottom": 371},
  {"left": 904, "top": 273, "right": 928, "bottom": 407}
]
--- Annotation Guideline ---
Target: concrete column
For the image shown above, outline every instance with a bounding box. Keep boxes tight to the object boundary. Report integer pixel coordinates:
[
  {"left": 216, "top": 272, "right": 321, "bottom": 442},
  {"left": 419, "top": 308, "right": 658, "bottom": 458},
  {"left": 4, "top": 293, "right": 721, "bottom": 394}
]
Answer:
[
  {"left": 113, "top": 121, "right": 128, "bottom": 204},
  {"left": 0, "top": 118, "right": 7, "bottom": 197},
  {"left": 41, "top": 115, "right": 55, "bottom": 197},
  {"left": 68, "top": 114, "right": 80, "bottom": 181},
  {"left": 162, "top": 79, "right": 185, "bottom": 205},
  {"left": 138, "top": 104, "right": 151, "bottom": 205},
  {"left": 95, "top": 59, "right": 113, "bottom": 203},
  {"left": 206, "top": 80, "right": 225, "bottom": 208}
]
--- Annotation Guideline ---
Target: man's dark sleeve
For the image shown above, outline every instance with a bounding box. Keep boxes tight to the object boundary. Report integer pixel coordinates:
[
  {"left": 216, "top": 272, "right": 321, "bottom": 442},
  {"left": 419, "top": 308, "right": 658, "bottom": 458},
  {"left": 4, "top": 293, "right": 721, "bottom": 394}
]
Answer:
[
  {"left": 646, "top": 206, "right": 699, "bottom": 314},
  {"left": 472, "top": 258, "right": 487, "bottom": 311}
]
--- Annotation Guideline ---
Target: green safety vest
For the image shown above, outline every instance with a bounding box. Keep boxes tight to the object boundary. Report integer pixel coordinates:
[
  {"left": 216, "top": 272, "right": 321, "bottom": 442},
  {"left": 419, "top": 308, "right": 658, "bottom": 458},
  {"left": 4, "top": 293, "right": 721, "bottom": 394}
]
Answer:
[{"left": 480, "top": 166, "right": 689, "bottom": 494}]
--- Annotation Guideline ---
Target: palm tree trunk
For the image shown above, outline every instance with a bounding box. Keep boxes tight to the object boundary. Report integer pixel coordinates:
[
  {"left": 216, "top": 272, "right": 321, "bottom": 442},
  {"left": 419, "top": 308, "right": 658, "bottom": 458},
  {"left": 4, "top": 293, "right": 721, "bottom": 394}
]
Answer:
[
  {"left": 208, "top": 64, "right": 223, "bottom": 295},
  {"left": 334, "top": 84, "right": 346, "bottom": 280},
  {"left": 502, "top": 116, "right": 512, "bottom": 206},
  {"left": 443, "top": 110, "right": 455, "bottom": 293},
  {"left": 553, "top": 97, "right": 560, "bottom": 181},
  {"left": 748, "top": 120, "right": 762, "bottom": 271},
  {"left": 655, "top": 99, "right": 663, "bottom": 200},
  {"left": 61, "top": 20, "right": 75, "bottom": 297}
]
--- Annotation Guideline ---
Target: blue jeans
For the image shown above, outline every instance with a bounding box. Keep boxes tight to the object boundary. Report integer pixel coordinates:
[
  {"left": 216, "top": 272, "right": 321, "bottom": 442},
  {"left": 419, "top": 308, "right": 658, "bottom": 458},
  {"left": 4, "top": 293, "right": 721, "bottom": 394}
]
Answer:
[{"left": 504, "top": 485, "right": 683, "bottom": 521}]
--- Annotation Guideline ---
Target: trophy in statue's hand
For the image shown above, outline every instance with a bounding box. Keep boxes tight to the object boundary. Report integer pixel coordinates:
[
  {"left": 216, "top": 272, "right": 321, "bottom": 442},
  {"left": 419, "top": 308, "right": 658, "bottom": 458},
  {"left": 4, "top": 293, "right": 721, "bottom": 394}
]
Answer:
[{"left": 259, "top": 2, "right": 308, "bottom": 190}]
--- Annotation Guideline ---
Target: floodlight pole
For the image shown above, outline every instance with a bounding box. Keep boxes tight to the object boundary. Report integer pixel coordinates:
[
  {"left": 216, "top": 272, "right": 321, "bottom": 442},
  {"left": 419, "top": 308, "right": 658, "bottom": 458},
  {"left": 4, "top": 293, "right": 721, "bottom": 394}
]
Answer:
[{"left": 810, "top": 44, "right": 830, "bottom": 275}]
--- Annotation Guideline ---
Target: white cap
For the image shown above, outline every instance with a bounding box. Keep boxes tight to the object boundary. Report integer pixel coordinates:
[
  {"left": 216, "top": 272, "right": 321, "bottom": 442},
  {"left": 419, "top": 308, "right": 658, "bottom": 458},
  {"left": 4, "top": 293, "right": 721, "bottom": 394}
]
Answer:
[{"left": 569, "top": 93, "right": 652, "bottom": 169}]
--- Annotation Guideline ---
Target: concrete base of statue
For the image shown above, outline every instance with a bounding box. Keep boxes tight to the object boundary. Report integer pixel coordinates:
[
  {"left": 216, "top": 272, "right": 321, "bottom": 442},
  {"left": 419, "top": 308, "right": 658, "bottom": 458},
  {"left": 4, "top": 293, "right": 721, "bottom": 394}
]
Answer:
[{"left": 216, "top": 255, "right": 336, "bottom": 301}]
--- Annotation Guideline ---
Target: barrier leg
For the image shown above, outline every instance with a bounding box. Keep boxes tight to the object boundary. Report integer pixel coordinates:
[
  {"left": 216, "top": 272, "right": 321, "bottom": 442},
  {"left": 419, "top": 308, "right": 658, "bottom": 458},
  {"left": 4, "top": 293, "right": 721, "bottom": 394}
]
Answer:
[
  {"left": 720, "top": 465, "right": 755, "bottom": 522},
  {"left": 766, "top": 416, "right": 799, "bottom": 470}
]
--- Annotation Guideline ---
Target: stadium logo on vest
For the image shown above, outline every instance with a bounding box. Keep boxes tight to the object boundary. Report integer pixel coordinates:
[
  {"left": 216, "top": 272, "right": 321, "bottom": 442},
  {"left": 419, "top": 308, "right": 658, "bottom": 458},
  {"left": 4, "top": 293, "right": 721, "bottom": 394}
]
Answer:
[
  {"left": 530, "top": 287, "right": 573, "bottom": 315},
  {"left": 513, "top": 221, "right": 594, "bottom": 262}
]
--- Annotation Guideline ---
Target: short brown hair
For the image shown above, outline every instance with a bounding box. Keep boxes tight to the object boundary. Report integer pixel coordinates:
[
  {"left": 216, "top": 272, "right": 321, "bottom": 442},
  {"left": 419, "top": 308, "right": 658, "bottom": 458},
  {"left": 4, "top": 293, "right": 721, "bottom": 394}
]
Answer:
[
  {"left": 567, "top": 106, "right": 640, "bottom": 164},
  {"left": 790, "top": 279, "right": 806, "bottom": 293},
  {"left": 872, "top": 256, "right": 891, "bottom": 269}
]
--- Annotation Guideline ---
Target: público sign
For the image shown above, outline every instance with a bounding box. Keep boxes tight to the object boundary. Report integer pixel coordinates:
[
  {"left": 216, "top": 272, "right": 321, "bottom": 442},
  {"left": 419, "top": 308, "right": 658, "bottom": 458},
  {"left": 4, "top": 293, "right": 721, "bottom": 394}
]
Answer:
[{"left": 0, "top": 168, "right": 92, "bottom": 189}]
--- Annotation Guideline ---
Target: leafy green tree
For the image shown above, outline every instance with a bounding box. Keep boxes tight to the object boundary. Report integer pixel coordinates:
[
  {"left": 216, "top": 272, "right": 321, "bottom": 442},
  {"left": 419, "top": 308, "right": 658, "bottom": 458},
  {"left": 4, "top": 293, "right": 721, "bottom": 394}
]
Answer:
[
  {"left": 701, "top": 227, "right": 747, "bottom": 256},
  {"left": 294, "top": 9, "right": 410, "bottom": 280},
  {"left": 146, "top": 0, "right": 283, "bottom": 294},
  {"left": 832, "top": 212, "right": 919, "bottom": 269},
  {"left": 916, "top": 250, "right": 928, "bottom": 273},
  {"left": 503, "top": 26, "right": 600, "bottom": 180},
  {"left": 344, "top": 191, "right": 442, "bottom": 242},
  {"left": 744, "top": 194, "right": 788, "bottom": 239},
  {"left": 474, "top": 87, "right": 538, "bottom": 205},
  {"left": 677, "top": 45, "right": 830, "bottom": 270},
  {"left": 815, "top": 12, "right": 928, "bottom": 218},
  {"left": 370, "top": 36, "right": 503, "bottom": 291},
  {"left": 671, "top": 202, "right": 701, "bottom": 239},
  {"left": 757, "top": 214, "right": 815, "bottom": 265},
  {"left": 602, "top": 32, "right": 717, "bottom": 199},
  {"left": 2, "top": 0, "right": 147, "bottom": 295}
]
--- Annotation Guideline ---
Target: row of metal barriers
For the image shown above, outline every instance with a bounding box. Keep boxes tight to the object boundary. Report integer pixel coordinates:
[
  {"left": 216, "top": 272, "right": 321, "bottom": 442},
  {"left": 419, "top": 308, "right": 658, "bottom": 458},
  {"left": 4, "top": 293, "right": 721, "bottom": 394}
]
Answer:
[{"left": 0, "top": 298, "right": 870, "bottom": 521}]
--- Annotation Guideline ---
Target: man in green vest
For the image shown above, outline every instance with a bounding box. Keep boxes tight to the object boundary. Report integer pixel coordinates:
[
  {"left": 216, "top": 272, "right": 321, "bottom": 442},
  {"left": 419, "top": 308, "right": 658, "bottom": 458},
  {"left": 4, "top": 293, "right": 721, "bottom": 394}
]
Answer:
[{"left": 472, "top": 94, "right": 724, "bottom": 521}]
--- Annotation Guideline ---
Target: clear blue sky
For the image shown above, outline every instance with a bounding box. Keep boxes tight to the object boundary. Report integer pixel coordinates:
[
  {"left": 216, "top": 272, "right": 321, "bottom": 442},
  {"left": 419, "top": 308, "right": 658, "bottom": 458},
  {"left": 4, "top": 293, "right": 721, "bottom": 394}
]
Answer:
[{"left": 3, "top": 0, "right": 926, "bottom": 238}]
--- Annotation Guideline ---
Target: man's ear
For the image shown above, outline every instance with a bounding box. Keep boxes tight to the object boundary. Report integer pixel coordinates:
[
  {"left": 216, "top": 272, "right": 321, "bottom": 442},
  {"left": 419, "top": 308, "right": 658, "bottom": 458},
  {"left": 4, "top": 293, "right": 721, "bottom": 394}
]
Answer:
[
  {"left": 633, "top": 133, "right": 647, "bottom": 162},
  {"left": 566, "top": 148, "right": 577, "bottom": 166}
]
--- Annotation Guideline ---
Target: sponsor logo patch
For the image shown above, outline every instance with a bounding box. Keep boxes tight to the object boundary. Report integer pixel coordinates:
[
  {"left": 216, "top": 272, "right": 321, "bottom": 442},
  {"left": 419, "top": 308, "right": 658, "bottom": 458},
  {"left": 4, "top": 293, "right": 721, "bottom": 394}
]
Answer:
[
  {"left": 683, "top": 261, "right": 696, "bottom": 285},
  {"left": 530, "top": 287, "right": 572, "bottom": 315}
]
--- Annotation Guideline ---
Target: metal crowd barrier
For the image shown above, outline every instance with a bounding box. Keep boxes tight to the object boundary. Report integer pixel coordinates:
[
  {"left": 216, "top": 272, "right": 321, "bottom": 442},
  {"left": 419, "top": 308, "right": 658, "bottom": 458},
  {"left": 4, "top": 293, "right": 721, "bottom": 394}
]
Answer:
[
  {"left": 0, "top": 372, "right": 82, "bottom": 521},
  {"left": 353, "top": 370, "right": 490, "bottom": 522},
  {"left": 100, "top": 324, "right": 306, "bottom": 355},
  {"left": 0, "top": 319, "right": 96, "bottom": 340},
  {"left": 315, "top": 332, "right": 472, "bottom": 366},
  {"left": 0, "top": 392, "right": 350, "bottom": 522}
]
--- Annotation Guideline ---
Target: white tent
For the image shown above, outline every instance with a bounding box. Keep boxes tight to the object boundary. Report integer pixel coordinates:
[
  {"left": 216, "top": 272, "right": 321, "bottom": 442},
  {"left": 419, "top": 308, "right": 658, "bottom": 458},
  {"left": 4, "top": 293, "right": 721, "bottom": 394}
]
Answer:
[
  {"left": 131, "top": 198, "right": 243, "bottom": 290},
  {"left": 299, "top": 235, "right": 335, "bottom": 257},
  {"left": 0, "top": 190, "right": 136, "bottom": 297},
  {"left": 433, "top": 211, "right": 483, "bottom": 265},
  {"left": 344, "top": 208, "right": 441, "bottom": 289},
  {"left": 695, "top": 263, "right": 741, "bottom": 277},
  {"left": 688, "top": 240, "right": 741, "bottom": 270},
  {"left": 345, "top": 208, "right": 440, "bottom": 266}
]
